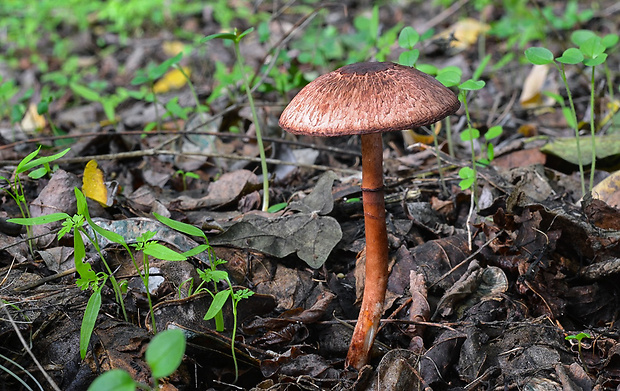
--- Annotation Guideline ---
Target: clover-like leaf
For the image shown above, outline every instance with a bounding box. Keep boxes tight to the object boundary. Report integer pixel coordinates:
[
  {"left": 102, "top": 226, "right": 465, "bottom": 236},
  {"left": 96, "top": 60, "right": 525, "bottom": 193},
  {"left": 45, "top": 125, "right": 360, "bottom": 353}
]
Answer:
[{"left": 525, "top": 47, "right": 554, "bottom": 65}]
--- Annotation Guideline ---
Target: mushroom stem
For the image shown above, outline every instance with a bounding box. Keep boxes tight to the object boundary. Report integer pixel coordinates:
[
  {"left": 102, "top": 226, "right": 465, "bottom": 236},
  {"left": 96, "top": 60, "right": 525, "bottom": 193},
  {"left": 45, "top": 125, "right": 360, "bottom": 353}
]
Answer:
[{"left": 346, "top": 132, "right": 390, "bottom": 369}]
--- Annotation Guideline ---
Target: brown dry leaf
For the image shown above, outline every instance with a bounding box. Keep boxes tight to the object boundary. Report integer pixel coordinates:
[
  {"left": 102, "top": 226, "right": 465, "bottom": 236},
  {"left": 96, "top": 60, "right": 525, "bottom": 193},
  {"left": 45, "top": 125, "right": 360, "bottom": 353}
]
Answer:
[
  {"left": 591, "top": 170, "right": 620, "bottom": 208},
  {"left": 435, "top": 18, "right": 490, "bottom": 50},
  {"left": 492, "top": 148, "right": 546, "bottom": 169},
  {"left": 583, "top": 197, "right": 620, "bottom": 231},
  {"left": 170, "top": 169, "right": 260, "bottom": 210},
  {"left": 520, "top": 64, "right": 549, "bottom": 108}
]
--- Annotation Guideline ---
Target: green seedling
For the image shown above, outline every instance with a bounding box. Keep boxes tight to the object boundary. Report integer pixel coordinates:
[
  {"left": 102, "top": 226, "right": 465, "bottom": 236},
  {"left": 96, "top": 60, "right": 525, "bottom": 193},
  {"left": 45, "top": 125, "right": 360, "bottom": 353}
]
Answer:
[
  {"left": 9, "top": 186, "right": 189, "bottom": 358},
  {"left": 87, "top": 328, "right": 186, "bottom": 391},
  {"left": 565, "top": 332, "right": 591, "bottom": 365},
  {"left": 9, "top": 188, "right": 128, "bottom": 358},
  {"left": 153, "top": 212, "right": 253, "bottom": 383},
  {"left": 525, "top": 31, "right": 617, "bottom": 195},
  {"left": 0, "top": 146, "right": 70, "bottom": 255},
  {"left": 457, "top": 79, "right": 486, "bottom": 196},
  {"left": 175, "top": 169, "right": 200, "bottom": 191},
  {"left": 202, "top": 28, "right": 271, "bottom": 211},
  {"left": 397, "top": 26, "right": 420, "bottom": 67}
]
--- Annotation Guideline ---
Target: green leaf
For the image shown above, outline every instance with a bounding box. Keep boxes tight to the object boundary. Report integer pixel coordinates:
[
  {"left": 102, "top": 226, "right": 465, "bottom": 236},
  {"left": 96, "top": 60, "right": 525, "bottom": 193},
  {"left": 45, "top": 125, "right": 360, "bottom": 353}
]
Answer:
[
  {"left": 74, "top": 228, "right": 97, "bottom": 287},
  {"left": 398, "top": 50, "right": 419, "bottom": 67},
  {"left": 165, "top": 97, "right": 187, "bottom": 120},
  {"left": 525, "top": 47, "right": 554, "bottom": 65},
  {"left": 416, "top": 64, "right": 438, "bottom": 75},
  {"left": 87, "top": 369, "right": 135, "bottom": 391},
  {"left": 153, "top": 213, "right": 207, "bottom": 239},
  {"left": 70, "top": 83, "right": 101, "bottom": 102},
  {"left": 145, "top": 329, "right": 186, "bottom": 379},
  {"left": 80, "top": 289, "right": 102, "bottom": 360},
  {"left": 556, "top": 48, "right": 583, "bottom": 64},
  {"left": 142, "top": 243, "right": 187, "bottom": 261},
  {"left": 204, "top": 290, "right": 231, "bottom": 320},
  {"left": 565, "top": 332, "right": 591, "bottom": 340},
  {"left": 232, "top": 288, "right": 254, "bottom": 301},
  {"left": 102, "top": 100, "right": 116, "bottom": 123},
  {"left": 459, "top": 79, "right": 485, "bottom": 91},
  {"left": 579, "top": 36, "right": 604, "bottom": 59},
  {"left": 202, "top": 32, "right": 237, "bottom": 42},
  {"left": 472, "top": 54, "right": 491, "bottom": 81},
  {"left": 369, "top": 5, "right": 379, "bottom": 43},
  {"left": 458, "top": 166, "right": 475, "bottom": 180},
  {"left": 148, "top": 52, "right": 183, "bottom": 81},
  {"left": 583, "top": 53, "right": 607, "bottom": 67},
  {"left": 182, "top": 244, "right": 210, "bottom": 258},
  {"left": 15, "top": 146, "right": 42, "bottom": 174},
  {"left": 75, "top": 187, "right": 89, "bottom": 218},
  {"left": 236, "top": 27, "right": 254, "bottom": 41},
  {"left": 602, "top": 34, "right": 619, "bottom": 49},
  {"left": 37, "top": 100, "right": 49, "bottom": 115},
  {"left": 267, "top": 202, "right": 288, "bottom": 213},
  {"left": 458, "top": 177, "right": 475, "bottom": 191},
  {"left": 130, "top": 75, "right": 150, "bottom": 85},
  {"left": 571, "top": 29, "right": 597, "bottom": 46},
  {"left": 487, "top": 143, "right": 495, "bottom": 161},
  {"left": 460, "top": 128, "right": 480, "bottom": 141},
  {"left": 28, "top": 166, "right": 48, "bottom": 179},
  {"left": 562, "top": 107, "right": 577, "bottom": 129},
  {"left": 435, "top": 70, "right": 461, "bottom": 87},
  {"left": 485, "top": 125, "right": 503, "bottom": 140},
  {"left": 17, "top": 147, "right": 70, "bottom": 174},
  {"left": 8, "top": 213, "right": 70, "bottom": 225},
  {"left": 398, "top": 26, "right": 419, "bottom": 49}
]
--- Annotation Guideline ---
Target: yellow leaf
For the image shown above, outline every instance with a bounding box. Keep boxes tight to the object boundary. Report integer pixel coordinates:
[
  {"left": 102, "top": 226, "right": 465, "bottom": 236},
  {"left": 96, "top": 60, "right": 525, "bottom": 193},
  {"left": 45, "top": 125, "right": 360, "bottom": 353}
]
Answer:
[
  {"left": 82, "top": 160, "right": 109, "bottom": 207},
  {"left": 152, "top": 67, "right": 191, "bottom": 94},
  {"left": 21, "top": 103, "right": 46, "bottom": 132},
  {"left": 402, "top": 122, "right": 442, "bottom": 146},
  {"left": 435, "top": 18, "right": 490, "bottom": 50},
  {"left": 162, "top": 41, "right": 186, "bottom": 57}
]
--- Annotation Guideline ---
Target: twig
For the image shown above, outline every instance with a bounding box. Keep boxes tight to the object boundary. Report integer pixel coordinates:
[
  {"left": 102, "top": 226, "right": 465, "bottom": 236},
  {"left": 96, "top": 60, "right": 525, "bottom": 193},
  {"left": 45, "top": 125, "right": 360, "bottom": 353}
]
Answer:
[
  {"left": 0, "top": 129, "right": 361, "bottom": 158},
  {"left": 429, "top": 233, "right": 498, "bottom": 289},
  {"left": 13, "top": 268, "right": 77, "bottom": 292},
  {"left": 0, "top": 149, "right": 361, "bottom": 175}
]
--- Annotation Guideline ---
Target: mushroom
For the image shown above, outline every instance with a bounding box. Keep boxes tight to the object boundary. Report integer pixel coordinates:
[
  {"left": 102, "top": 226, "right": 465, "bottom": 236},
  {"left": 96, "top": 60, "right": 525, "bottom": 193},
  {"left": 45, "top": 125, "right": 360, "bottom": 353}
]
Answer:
[{"left": 279, "top": 62, "right": 460, "bottom": 369}]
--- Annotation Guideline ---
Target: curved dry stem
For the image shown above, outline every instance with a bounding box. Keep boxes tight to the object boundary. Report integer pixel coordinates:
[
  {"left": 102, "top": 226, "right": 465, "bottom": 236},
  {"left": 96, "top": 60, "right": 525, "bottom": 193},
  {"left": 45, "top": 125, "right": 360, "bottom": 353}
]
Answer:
[{"left": 345, "top": 133, "right": 389, "bottom": 369}]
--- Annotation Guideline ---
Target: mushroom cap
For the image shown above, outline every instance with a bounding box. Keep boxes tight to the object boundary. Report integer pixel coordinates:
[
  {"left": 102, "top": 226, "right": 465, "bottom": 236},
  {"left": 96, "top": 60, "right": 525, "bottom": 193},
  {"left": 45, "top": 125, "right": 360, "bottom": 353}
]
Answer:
[{"left": 279, "top": 62, "right": 460, "bottom": 137}]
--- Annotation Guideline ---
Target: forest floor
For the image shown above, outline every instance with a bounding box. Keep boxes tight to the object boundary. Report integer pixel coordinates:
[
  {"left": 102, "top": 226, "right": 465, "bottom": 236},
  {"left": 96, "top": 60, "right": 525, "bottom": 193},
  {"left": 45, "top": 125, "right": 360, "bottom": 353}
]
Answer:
[{"left": 1, "top": 1, "right": 620, "bottom": 390}]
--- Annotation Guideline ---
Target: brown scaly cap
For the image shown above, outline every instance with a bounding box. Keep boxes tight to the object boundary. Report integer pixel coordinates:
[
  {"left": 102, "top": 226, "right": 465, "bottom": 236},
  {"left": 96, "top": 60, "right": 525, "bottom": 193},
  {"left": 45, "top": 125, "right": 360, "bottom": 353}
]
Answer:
[{"left": 279, "top": 62, "right": 460, "bottom": 137}]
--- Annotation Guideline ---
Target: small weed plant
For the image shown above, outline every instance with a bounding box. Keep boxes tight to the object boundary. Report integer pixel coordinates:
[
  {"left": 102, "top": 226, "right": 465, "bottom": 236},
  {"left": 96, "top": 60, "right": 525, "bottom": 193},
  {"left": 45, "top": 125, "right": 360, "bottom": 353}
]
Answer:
[
  {"left": 153, "top": 212, "right": 254, "bottom": 383},
  {"left": 87, "top": 328, "right": 186, "bottom": 391},
  {"left": 525, "top": 29, "right": 618, "bottom": 196},
  {"left": 0, "top": 146, "right": 70, "bottom": 254},
  {"left": 9, "top": 187, "right": 189, "bottom": 359},
  {"left": 202, "top": 28, "right": 271, "bottom": 211}
]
